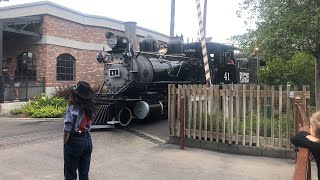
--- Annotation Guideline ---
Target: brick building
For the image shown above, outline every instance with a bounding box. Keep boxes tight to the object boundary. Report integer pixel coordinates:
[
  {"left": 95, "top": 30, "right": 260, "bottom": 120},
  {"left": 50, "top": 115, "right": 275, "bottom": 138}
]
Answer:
[{"left": 0, "top": 1, "right": 169, "bottom": 101}]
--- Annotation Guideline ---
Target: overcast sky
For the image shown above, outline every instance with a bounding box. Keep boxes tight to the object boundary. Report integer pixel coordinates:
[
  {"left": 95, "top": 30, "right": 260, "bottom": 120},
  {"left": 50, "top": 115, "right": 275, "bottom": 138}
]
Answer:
[{"left": 0, "top": 0, "right": 248, "bottom": 43}]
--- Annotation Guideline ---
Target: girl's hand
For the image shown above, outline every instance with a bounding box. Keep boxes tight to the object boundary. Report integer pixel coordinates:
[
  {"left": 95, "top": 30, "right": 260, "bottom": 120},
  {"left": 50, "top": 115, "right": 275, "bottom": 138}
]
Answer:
[{"left": 306, "top": 135, "right": 319, "bottom": 142}]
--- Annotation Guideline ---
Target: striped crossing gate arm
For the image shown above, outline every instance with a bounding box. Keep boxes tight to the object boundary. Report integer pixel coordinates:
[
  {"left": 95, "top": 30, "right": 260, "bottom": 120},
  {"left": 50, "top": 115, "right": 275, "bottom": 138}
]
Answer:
[{"left": 195, "top": 0, "right": 211, "bottom": 84}]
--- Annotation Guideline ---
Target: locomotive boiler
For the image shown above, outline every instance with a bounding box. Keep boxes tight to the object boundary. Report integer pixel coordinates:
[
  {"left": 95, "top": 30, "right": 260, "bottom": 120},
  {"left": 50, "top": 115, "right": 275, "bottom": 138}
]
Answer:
[{"left": 92, "top": 31, "right": 245, "bottom": 128}]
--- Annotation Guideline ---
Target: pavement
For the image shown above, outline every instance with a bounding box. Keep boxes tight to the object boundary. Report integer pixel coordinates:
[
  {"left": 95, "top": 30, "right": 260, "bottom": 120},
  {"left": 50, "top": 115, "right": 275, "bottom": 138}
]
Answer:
[
  {"left": 0, "top": 117, "right": 62, "bottom": 138},
  {"left": 0, "top": 117, "right": 318, "bottom": 180},
  {"left": 128, "top": 118, "right": 169, "bottom": 141}
]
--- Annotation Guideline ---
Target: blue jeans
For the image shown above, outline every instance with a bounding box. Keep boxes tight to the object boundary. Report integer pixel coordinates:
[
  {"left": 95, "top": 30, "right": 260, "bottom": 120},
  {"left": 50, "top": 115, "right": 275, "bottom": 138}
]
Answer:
[{"left": 64, "top": 132, "right": 92, "bottom": 180}]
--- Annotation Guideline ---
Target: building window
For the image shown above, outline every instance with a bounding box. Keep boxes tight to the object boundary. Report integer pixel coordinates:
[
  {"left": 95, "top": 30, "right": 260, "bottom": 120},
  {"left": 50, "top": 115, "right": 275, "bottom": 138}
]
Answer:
[
  {"left": 16, "top": 52, "right": 36, "bottom": 81},
  {"left": 57, "top": 54, "right": 75, "bottom": 81}
]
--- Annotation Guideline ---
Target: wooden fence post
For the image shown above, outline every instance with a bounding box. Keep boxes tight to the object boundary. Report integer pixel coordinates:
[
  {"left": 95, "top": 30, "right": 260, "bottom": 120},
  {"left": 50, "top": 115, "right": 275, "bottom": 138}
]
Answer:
[
  {"left": 294, "top": 97, "right": 302, "bottom": 133},
  {"left": 293, "top": 96, "right": 311, "bottom": 180},
  {"left": 180, "top": 96, "right": 185, "bottom": 149},
  {"left": 168, "top": 84, "right": 172, "bottom": 135}
]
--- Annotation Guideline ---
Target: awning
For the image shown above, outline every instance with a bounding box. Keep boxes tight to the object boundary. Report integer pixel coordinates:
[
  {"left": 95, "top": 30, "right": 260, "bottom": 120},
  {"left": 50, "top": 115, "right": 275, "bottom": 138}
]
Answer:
[{"left": 1, "top": 15, "right": 42, "bottom": 40}]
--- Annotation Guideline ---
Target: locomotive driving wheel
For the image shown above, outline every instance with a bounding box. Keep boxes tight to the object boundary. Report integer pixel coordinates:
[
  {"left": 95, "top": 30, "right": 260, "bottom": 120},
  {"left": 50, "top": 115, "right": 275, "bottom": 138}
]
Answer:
[{"left": 118, "top": 107, "right": 132, "bottom": 126}]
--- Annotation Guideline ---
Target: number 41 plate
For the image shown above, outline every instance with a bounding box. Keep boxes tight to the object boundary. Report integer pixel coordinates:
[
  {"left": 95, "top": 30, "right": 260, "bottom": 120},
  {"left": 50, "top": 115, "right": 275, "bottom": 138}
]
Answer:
[{"left": 109, "top": 68, "right": 120, "bottom": 77}]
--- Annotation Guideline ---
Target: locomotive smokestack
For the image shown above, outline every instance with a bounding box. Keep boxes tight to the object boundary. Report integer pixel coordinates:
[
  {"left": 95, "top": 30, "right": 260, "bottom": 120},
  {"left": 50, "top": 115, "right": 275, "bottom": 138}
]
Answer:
[{"left": 124, "top": 22, "right": 137, "bottom": 51}]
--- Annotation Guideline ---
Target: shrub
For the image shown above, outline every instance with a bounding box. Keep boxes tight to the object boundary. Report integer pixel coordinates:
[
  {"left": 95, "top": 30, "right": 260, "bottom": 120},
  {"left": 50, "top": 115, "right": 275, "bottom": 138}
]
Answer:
[
  {"left": 10, "top": 108, "right": 24, "bottom": 115},
  {"left": 31, "top": 105, "right": 66, "bottom": 118},
  {"left": 52, "top": 86, "right": 72, "bottom": 100},
  {"left": 10, "top": 94, "right": 68, "bottom": 118}
]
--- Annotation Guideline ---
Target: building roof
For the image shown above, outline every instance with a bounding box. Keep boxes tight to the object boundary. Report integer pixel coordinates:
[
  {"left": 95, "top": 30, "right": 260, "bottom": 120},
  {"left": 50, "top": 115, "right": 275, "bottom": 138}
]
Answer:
[{"left": 0, "top": 1, "right": 170, "bottom": 42}]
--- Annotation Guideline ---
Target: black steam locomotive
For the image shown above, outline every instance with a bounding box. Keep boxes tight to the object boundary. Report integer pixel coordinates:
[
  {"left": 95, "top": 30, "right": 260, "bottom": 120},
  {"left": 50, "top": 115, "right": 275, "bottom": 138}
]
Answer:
[{"left": 92, "top": 32, "right": 249, "bottom": 128}]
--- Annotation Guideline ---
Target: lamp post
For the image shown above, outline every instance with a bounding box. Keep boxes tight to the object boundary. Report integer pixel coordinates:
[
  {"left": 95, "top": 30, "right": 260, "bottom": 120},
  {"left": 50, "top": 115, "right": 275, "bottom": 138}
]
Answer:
[
  {"left": 170, "top": 0, "right": 175, "bottom": 38},
  {"left": 253, "top": 47, "right": 260, "bottom": 84},
  {"left": 203, "top": 0, "right": 207, "bottom": 38}
]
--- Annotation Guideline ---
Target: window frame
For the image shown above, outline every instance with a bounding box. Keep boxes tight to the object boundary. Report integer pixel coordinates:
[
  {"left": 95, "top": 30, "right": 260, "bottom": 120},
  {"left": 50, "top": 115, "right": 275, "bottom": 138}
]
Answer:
[
  {"left": 16, "top": 52, "right": 37, "bottom": 81},
  {"left": 56, "top": 53, "right": 76, "bottom": 81}
]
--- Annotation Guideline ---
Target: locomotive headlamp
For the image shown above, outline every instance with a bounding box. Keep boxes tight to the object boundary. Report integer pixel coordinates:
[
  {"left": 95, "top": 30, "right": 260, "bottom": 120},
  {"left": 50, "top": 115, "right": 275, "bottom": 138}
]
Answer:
[
  {"left": 105, "top": 32, "right": 129, "bottom": 51},
  {"left": 106, "top": 33, "right": 118, "bottom": 49}
]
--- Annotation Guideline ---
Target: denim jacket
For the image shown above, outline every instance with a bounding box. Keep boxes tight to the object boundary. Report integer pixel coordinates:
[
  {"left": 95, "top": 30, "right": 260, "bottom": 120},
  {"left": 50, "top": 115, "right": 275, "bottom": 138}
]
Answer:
[{"left": 63, "top": 105, "right": 90, "bottom": 132}]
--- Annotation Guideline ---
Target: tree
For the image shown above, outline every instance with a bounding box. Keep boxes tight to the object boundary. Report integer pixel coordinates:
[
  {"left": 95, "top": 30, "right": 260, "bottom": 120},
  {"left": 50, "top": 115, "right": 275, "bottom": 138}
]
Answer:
[
  {"left": 258, "top": 56, "right": 288, "bottom": 86},
  {"left": 234, "top": 0, "right": 320, "bottom": 110},
  {"left": 288, "top": 52, "right": 315, "bottom": 88}
]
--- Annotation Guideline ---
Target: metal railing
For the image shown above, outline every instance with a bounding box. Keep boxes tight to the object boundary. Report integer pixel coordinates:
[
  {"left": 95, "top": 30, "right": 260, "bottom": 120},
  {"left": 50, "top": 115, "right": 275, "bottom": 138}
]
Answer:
[{"left": 2, "top": 76, "right": 45, "bottom": 102}]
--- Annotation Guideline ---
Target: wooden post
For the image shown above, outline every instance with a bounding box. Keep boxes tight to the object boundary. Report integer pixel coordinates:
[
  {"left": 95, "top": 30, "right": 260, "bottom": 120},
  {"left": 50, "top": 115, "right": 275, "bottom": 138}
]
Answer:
[
  {"left": 187, "top": 85, "right": 192, "bottom": 138},
  {"left": 295, "top": 97, "right": 302, "bottom": 133},
  {"left": 242, "top": 85, "right": 246, "bottom": 145},
  {"left": 303, "top": 86, "right": 307, "bottom": 115},
  {"left": 279, "top": 85, "right": 283, "bottom": 148},
  {"left": 192, "top": 85, "right": 197, "bottom": 139},
  {"left": 293, "top": 148, "right": 311, "bottom": 180},
  {"left": 172, "top": 85, "right": 176, "bottom": 136},
  {"left": 204, "top": 86, "right": 208, "bottom": 140},
  {"left": 180, "top": 96, "right": 185, "bottom": 149},
  {"left": 235, "top": 84, "right": 240, "bottom": 145},
  {"left": 199, "top": 85, "right": 203, "bottom": 139},
  {"left": 286, "top": 83, "right": 291, "bottom": 149},
  {"left": 215, "top": 85, "right": 220, "bottom": 142},
  {"left": 168, "top": 84, "right": 172, "bottom": 135},
  {"left": 271, "top": 85, "right": 275, "bottom": 147},
  {"left": 256, "top": 85, "right": 260, "bottom": 147},
  {"left": 249, "top": 85, "right": 253, "bottom": 146},
  {"left": 263, "top": 85, "right": 267, "bottom": 147},
  {"left": 222, "top": 86, "right": 226, "bottom": 143},
  {"left": 229, "top": 85, "right": 234, "bottom": 144},
  {"left": 177, "top": 85, "right": 181, "bottom": 137},
  {"left": 293, "top": 96, "right": 312, "bottom": 180},
  {"left": 210, "top": 84, "right": 214, "bottom": 141}
]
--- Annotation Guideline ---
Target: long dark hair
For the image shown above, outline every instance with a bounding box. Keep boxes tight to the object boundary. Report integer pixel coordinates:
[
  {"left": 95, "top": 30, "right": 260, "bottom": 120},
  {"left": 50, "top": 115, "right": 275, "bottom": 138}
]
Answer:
[{"left": 68, "top": 90, "right": 96, "bottom": 118}]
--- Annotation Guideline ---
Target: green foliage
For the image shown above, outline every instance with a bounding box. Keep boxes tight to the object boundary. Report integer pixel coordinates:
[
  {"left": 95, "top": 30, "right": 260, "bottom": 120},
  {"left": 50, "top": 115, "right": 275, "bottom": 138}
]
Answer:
[
  {"left": 10, "top": 108, "right": 23, "bottom": 115},
  {"left": 233, "top": 0, "right": 320, "bottom": 107},
  {"left": 288, "top": 52, "right": 315, "bottom": 87},
  {"left": 256, "top": 52, "right": 315, "bottom": 105},
  {"left": 31, "top": 105, "right": 66, "bottom": 118},
  {"left": 258, "top": 56, "right": 289, "bottom": 86},
  {"left": 11, "top": 94, "right": 67, "bottom": 118},
  {"left": 258, "top": 52, "right": 315, "bottom": 87},
  {"left": 234, "top": 0, "right": 320, "bottom": 59}
]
